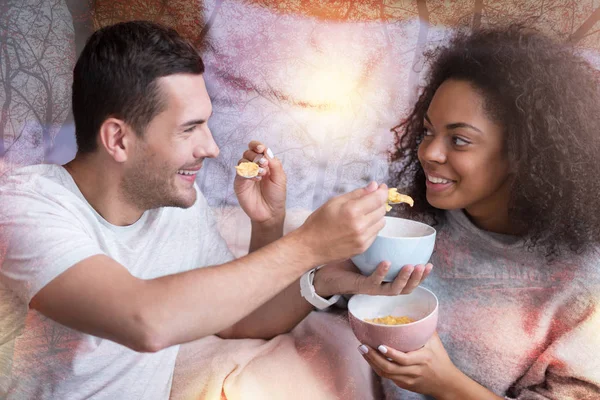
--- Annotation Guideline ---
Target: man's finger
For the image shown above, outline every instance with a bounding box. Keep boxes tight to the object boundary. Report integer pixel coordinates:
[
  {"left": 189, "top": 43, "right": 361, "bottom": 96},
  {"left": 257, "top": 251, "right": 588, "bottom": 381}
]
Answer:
[
  {"left": 337, "top": 182, "right": 379, "bottom": 203},
  {"left": 347, "top": 183, "right": 388, "bottom": 215},
  {"left": 360, "top": 217, "right": 386, "bottom": 250},
  {"left": 364, "top": 200, "right": 387, "bottom": 226}
]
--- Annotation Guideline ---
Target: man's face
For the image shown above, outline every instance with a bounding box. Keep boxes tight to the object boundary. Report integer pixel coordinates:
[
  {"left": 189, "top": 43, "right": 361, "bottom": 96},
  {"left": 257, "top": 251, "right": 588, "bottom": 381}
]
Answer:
[{"left": 121, "top": 73, "right": 219, "bottom": 210}]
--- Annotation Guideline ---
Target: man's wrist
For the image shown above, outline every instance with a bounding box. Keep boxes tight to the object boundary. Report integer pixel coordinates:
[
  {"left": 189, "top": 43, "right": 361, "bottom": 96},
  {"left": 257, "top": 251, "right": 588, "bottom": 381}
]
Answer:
[{"left": 278, "top": 228, "right": 321, "bottom": 271}]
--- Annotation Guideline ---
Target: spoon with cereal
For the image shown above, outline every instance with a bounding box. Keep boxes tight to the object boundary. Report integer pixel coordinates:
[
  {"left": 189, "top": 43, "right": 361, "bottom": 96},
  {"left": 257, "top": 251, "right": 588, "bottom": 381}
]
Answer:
[
  {"left": 235, "top": 161, "right": 261, "bottom": 179},
  {"left": 235, "top": 147, "right": 273, "bottom": 179},
  {"left": 386, "top": 188, "right": 414, "bottom": 212}
]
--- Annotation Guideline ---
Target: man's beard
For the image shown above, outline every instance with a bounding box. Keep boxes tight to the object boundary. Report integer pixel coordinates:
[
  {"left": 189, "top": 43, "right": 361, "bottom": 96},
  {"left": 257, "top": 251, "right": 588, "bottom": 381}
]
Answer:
[{"left": 121, "top": 148, "right": 197, "bottom": 211}]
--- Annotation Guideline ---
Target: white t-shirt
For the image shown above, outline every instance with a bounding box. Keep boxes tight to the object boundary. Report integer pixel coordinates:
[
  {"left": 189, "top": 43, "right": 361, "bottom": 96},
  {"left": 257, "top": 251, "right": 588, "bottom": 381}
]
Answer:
[{"left": 0, "top": 164, "right": 234, "bottom": 400}]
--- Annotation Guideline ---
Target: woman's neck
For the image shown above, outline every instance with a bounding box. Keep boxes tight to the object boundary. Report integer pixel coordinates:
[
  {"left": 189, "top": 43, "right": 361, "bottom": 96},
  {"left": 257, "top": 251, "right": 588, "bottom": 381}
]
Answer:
[{"left": 463, "top": 177, "right": 523, "bottom": 236}]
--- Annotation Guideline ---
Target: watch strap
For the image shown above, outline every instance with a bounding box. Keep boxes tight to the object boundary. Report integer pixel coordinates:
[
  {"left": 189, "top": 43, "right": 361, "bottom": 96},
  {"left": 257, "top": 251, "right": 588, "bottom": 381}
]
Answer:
[{"left": 300, "top": 266, "right": 341, "bottom": 310}]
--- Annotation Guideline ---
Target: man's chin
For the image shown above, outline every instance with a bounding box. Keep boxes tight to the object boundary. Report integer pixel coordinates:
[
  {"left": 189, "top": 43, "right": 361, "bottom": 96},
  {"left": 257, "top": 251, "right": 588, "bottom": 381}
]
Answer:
[{"left": 170, "top": 188, "right": 197, "bottom": 209}]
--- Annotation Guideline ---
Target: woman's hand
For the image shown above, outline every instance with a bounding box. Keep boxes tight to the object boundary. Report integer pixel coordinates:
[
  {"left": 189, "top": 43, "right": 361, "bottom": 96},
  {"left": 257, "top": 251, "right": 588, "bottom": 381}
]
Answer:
[
  {"left": 234, "top": 141, "right": 286, "bottom": 224},
  {"left": 357, "top": 332, "right": 504, "bottom": 400},
  {"left": 313, "top": 259, "right": 433, "bottom": 298}
]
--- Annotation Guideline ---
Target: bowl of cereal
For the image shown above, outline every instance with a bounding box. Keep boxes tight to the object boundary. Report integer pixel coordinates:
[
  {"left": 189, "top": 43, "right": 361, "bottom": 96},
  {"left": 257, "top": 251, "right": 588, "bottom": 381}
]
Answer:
[
  {"left": 351, "top": 215, "right": 436, "bottom": 282},
  {"left": 348, "top": 286, "right": 438, "bottom": 352}
]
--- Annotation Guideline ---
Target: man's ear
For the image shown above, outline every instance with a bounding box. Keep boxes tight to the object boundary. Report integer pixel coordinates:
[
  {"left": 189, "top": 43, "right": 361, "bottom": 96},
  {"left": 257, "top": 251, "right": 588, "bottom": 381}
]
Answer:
[{"left": 98, "top": 118, "right": 134, "bottom": 163}]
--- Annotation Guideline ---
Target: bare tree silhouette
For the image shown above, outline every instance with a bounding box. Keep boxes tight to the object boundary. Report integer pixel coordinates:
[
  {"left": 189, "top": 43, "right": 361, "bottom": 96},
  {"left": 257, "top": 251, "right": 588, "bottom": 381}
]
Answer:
[
  {"left": 91, "top": 0, "right": 206, "bottom": 44},
  {"left": 0, "top": 0, "right": 73, "bottom": 171},
  {"left": 568, "top": 6, "right": 600, "bottom": 44},
  {"left": 408, "top": 0, "right": 429, "bottom": 105},
  {"left": 472, "top": 0, "right": 484, "bottom": 29}
]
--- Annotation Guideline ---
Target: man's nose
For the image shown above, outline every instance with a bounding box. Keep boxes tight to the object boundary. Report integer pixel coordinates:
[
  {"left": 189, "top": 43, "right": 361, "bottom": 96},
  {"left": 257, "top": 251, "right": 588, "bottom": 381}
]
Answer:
[{"left": 193, "top": 128, "right": 220, "bottom": 159}]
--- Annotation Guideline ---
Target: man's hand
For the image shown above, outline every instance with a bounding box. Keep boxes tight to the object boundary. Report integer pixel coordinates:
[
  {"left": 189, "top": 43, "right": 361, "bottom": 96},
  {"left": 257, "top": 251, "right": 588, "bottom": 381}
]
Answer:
[
  {"left": 294, "top": 182, "right": 388, "bottom": 265},
  {"left": 312, "top": 260, "right": 433, "bottom": 298},
  {"left": 234, "top": 141, "right": 286, "bottom": 224}
]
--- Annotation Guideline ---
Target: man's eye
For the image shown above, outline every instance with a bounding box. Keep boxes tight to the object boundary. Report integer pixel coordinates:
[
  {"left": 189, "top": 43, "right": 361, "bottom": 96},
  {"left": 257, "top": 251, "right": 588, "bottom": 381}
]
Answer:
[
  {"left": 423, "top": 128, "right": 433, "bottom": 137},
  {"left": 184, "top": 125, "right": 196, "bottom": 133}
]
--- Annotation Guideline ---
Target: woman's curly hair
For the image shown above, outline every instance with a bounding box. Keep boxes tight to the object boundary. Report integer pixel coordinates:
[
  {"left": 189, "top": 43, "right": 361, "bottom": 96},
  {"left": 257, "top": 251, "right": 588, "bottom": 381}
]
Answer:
[{"left": 389, "top": 25, "right": 600, "bottom": 258}]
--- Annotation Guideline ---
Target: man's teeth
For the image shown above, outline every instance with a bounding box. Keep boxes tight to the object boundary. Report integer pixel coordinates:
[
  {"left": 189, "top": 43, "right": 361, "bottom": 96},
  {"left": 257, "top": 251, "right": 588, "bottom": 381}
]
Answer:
[
  {"left": 177, "top": 170, "right": 198, "bottom": 176},
  {"left": 427, "top": 175, "right": 451, "bottom": 184}
]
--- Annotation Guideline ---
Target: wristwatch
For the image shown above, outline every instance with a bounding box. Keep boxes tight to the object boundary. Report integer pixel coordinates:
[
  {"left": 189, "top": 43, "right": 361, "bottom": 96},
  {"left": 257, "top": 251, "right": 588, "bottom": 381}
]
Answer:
[{"left": 300, "top": 266, "right": 341, "bottom": 310}]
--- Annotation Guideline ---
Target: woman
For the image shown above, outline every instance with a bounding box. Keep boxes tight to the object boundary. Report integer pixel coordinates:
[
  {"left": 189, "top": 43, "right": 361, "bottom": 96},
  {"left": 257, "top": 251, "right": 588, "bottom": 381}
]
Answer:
[{"left": 358, "top": 26, "right": 600, "bottom": 399}]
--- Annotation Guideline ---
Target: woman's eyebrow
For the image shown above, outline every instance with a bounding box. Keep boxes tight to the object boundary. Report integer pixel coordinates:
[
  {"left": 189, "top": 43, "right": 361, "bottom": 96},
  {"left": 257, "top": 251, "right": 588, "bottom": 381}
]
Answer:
[{"left": 424, "top": 114, "right": 482, "bottom": 134}]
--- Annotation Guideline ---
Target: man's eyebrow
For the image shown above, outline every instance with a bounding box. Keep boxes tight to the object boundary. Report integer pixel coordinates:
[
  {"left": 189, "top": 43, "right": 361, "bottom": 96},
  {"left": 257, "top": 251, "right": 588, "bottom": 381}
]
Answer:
[
  {"left": 179, "top": 111, "right": 213, "bottom": 128},
  {"left": 179, "top": 119, "right": 205, "bottom": 128}
]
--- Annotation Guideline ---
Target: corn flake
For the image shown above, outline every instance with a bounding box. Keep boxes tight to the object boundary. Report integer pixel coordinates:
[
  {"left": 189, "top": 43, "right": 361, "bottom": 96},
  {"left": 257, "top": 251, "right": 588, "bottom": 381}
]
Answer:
[
  {"left": 235, "top": 162, "right": 260, "bottom": 178},
  {"left": 386, "top": 188, "right": 414, "bottom": 212},
  {"left": 364, "top": 315, "right": 415, "bottom": 325}
]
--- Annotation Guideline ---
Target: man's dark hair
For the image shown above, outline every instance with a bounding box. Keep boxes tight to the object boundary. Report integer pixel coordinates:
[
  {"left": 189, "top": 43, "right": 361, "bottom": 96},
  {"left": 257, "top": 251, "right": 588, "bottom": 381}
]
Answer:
[{"left": 72, "top": 20, "right": 205, "bottom": 153}]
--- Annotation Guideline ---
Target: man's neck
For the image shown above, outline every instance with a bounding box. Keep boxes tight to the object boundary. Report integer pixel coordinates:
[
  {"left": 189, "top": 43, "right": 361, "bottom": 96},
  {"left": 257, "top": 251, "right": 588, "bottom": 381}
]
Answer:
[{"left": 64, "top": 155, "right": 145, "bottom": 226}]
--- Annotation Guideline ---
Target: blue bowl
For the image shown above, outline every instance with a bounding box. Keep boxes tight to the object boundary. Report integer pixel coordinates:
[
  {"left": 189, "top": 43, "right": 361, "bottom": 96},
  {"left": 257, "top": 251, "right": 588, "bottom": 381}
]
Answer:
[{"left": 351, "top": 216, "right": 436, "bottom": 282}]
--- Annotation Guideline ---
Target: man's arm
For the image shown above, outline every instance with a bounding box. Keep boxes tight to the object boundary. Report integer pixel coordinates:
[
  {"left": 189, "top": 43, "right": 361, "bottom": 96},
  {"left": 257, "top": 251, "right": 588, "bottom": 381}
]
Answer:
[
  {"left": 31, "top": 230, "right": 317, "bottom": 352},
  {"left": 31, "top": 182, "right": 388, "bottom": 352}
]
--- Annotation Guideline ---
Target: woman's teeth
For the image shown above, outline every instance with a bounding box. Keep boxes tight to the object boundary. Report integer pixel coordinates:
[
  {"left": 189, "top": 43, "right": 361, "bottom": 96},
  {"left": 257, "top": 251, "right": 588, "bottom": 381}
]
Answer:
[
  {"left": 177, "top": 170, "right": 198, "bottom": 176},
  {"left": 427, "top": 175, "right": 451, "bottom": 184}
]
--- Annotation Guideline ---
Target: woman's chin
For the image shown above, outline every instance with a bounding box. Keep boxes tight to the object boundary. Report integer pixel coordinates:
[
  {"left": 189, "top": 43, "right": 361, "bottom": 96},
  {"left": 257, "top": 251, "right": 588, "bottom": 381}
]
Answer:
[{"left": 425, "top": 193, "right": 461, "bottom": 211}]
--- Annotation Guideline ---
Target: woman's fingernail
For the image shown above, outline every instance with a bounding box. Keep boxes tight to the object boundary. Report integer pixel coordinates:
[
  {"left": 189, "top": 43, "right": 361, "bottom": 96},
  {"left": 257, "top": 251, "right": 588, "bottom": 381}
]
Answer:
[
  {"left": 378, "top": 345, "right": 388, "bottom": 354},
  {"left": 258, "top": 157, "right": 267, "bottom": 165},
  {"left": 258, "top": 168, "right": 265, "bottom": 174},
  {"left": 266, "top": 148, "right": 274, "bottom": 158},
  {"left": 358, "top": 344, "right": 368, "bottom": 355}
]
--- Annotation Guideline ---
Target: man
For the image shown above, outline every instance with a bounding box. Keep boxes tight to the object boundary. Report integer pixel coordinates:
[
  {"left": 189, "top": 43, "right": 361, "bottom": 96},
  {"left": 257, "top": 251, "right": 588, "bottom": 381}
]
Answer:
[{"left": 0, "top": 21, "right": 432, "bottom": 399}]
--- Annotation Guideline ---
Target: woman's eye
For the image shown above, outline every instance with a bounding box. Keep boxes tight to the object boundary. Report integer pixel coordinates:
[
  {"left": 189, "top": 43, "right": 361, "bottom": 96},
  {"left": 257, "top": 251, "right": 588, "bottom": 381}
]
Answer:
[
  {"left": 452, "top": 136, "right": 469, "bottom": 146},
  {"left": 423, "top": 127, "right": 433, "bottom": 137}
]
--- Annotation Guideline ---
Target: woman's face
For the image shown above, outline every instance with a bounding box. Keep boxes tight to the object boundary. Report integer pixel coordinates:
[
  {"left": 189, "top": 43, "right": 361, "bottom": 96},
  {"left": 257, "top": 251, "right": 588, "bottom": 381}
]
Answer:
[{"left": 417, "top": 79, "right": 511, "bottom": 219}]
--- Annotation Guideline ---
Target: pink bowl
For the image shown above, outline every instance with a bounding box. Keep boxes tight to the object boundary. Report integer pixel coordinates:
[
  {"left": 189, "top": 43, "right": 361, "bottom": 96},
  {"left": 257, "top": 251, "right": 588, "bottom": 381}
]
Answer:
[{"left": 348, "top": 286, "right": 438, "bottom": 352}]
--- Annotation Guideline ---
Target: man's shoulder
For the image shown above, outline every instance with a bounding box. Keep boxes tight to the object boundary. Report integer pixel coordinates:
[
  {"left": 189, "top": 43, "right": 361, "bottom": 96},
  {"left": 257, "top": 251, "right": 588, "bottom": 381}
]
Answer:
[
  {"left": 0, "top": 164, "right": 81, "bottom": 213},
  {"left": 1, "top": 164, "right": 70, "bottom": 193}
]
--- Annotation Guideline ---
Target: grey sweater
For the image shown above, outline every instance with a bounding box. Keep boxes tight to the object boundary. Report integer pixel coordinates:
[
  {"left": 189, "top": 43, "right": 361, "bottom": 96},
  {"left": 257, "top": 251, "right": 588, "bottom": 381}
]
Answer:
[{"left": 383, "top": 209, "right": 600, "bottom": 400}]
